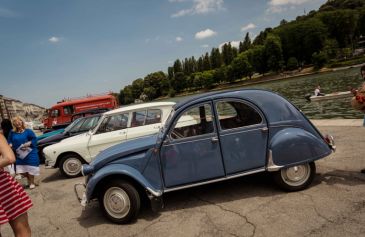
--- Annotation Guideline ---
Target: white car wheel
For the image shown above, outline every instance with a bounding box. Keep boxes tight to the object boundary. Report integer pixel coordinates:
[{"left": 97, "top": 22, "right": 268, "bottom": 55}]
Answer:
[
  {"left": 274, "top": 162, "right": 316, "bottom": 191},
  {"left": 99, "top": 180, "right": 140, "bottom": 224},
  {"left": 59, "top": 154, "right": 83, "bottom": 178}
]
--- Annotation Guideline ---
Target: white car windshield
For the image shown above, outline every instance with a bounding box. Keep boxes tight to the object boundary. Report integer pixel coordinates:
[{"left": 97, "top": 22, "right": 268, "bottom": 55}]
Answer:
[{"left": 64, "top": 118, "right": 83, "bottom": 133}]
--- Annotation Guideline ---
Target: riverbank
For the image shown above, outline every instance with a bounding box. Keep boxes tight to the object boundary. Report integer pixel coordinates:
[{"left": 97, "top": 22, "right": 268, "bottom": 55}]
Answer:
[{"left": 163, "top": 63, "right": 364, "bottom": 99}]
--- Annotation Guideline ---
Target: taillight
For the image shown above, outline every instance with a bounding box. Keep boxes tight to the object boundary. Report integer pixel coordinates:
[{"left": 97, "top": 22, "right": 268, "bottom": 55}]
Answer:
[{"left": 324, "top": 134, "right": 336, "bottom": 152}]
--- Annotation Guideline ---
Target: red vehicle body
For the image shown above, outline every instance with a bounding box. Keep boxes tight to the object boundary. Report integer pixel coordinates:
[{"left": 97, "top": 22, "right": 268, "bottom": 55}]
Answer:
[{"left": 44, "top": 94, "right": 118, "bottom": 129}]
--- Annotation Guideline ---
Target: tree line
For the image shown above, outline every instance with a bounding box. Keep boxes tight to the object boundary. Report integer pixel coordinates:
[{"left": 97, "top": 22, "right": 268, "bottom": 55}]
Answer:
[{"left": 118, "top": 0, "right": 365, "bottom": 105}]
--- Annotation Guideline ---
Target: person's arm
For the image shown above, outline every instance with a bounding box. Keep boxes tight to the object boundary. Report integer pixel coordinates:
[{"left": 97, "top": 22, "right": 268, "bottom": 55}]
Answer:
[
  {"left": 0, "top": 134, "right": 15, "bottom": 168},
  {"left": 24, "top": 129, "right": 37, "bottom": 148}
]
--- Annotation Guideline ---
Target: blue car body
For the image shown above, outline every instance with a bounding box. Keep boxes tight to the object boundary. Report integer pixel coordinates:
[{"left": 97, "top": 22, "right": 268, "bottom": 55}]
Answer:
[
  {"left": 79, "top": 89, "right": 334, "bottom": 223},
  {"left": 37, "top": 129, "right": 65, "bottom": 141}
]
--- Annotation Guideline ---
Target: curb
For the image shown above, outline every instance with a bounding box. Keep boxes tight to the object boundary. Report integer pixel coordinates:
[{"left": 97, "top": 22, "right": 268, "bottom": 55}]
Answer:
[{"left": 310, "top": 119, "right": 363, "bottom": 127}]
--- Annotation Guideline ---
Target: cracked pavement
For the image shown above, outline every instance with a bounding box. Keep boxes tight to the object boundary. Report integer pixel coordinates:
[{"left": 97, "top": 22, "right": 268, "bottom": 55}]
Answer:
[{"left": 2, "top": 126, "right": 365, "bottom": 237}]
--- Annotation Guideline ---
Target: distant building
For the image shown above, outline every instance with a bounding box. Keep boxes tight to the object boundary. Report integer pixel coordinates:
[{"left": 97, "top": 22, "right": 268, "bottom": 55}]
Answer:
[{"left": 0, "top": 95, "right": 46, "bottom": 122}]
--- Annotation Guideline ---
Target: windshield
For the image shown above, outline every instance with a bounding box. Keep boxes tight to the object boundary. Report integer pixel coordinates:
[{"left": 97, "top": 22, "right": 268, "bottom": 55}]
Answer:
[{"left": 64, "top": 118, "right": 83, "bottom": 133}]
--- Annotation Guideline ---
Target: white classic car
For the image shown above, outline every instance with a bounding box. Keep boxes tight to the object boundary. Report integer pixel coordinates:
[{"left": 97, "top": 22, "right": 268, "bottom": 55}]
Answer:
[{"left": 43, "top": 102, "right": 175, "bottom": 178}]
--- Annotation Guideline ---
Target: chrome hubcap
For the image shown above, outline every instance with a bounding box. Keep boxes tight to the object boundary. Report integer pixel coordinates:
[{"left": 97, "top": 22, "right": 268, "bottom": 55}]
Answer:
[
  {"left": 104, "top": 187, "right": 130, "bottom": 219},
  {"left": 63, "top": 158, "right": 81, "bottom": 176},
  {"left": 281, "top": 164, "right": 310, "bottom": 186}
]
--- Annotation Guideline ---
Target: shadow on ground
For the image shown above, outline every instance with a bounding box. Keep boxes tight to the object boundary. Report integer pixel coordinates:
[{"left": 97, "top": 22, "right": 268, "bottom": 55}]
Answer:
[{"left": 76, "top": 169, "right": 365, "bottom": 228}]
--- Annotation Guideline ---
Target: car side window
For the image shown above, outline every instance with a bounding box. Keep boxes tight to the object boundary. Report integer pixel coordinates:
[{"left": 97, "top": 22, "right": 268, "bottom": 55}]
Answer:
[
  {"left": 170, "top": 103, "right": 214, "bottom": 140},
  {"left": 96, "top": 113, "right": 129, "bottom": 134},
  {"left": 131, "top": 110, "right": 146, "bottom": 127},
  {"left": 145, "top": 109, "right": 161, "bottom": 125},
  {"left": 63, "top": 106, "right": 74, "bottom": 115},
  {"left": 216, "top": 101, "right": 262, "bottom": 130}
]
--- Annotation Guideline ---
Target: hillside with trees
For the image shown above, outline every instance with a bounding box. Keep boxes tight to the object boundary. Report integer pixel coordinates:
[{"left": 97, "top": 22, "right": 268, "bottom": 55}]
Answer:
[{"left": 118, "top": 0, "right": 365, "bottom": 105}]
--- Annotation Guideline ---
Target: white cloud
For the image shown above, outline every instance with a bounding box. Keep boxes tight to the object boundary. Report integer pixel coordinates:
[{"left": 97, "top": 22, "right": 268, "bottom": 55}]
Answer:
[
  {"left": 241, "top": 23, "right": 256, "bottom": 32},
  {"left": 48, "top": 37, "right": 60, "bottom": 43},
  {"left": 267, "top": 0, "right": 314, "bottom": 13},
  {"left": 201, "top": 44, "right": 209, "bottom": 48},
  {"left": 169, "top": 0, "right": 187, "bottom": 2},
  {"left": 269, "top": 0, "right": 312, "bottom": 6},
  {"left": 171, "top": 0, "right": 225, "bottom": 18},
  {"left": 219, "top": 41, "right": 240, "bottom": 50},
  {"left": 195, "top": 29, "right": 217, "bottom": 40},
  {"left": 176, "top": 36, "right": 183, "bottom": 42}
]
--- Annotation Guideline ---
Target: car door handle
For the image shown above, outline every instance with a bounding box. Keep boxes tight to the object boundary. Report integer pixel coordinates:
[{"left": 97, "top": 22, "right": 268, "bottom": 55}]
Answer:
[
  {"left": 211, "top": 137, "right": 219, "bottom": 143},
  {"left": 261, "top": 127, "right": 268, "bottom": 132},
  {"left": 153, "top": 125, "right": 161, "bottom": 129}
]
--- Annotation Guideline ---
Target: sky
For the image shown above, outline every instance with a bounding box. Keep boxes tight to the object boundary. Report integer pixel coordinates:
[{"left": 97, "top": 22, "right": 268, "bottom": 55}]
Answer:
[{"left": 0, "top": 0, "right": 327, "bottom": 108}]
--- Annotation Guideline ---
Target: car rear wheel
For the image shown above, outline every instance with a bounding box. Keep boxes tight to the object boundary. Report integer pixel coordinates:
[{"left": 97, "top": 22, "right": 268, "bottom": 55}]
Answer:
[
  {"left": 99, "top": 180, "right": 141, "bottom": 224},
  {"left": 274, "top": 162, "right": 316, "bottom": 191},
  {"left": 59, "top": 154, "right": 83, "bottom": 178}
]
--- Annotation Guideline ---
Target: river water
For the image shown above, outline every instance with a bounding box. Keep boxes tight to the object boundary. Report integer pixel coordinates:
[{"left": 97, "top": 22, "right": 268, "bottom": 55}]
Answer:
[{"left": 165, "top": 67, "right": 364, "bottom": 119}]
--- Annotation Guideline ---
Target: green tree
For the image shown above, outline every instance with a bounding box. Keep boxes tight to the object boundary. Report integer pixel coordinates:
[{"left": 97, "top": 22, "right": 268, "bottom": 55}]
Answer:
[
  {"left": 286, "top": 57, "right": 298, "bottom": 70},
  {"left": 173, "top": 59, "right": 183, "bottom": 73},
  {"left": 239, "top": 33, "right": 251, "bottom": 53},
  {"left": 275, "top": 18, "right": 327, "bottom": 64},
  {"left": 213, "top": 67, "right": 226, "bottom": 84},
  {"left": 203, "top": 53, "right": 211, "bottom": 71},
  {"left": 144, "top": 71, "right": 166, "bottom": 98},
  {"left": 118, "top": 89, "right": 125, "bottom": 105},
  {"left": 264, "top": 34, "right": 284, "bottom": 72},
  {"left": 318, "top": 9, "right": 358, "bottom": 48},
  {"left": 122, "top": 85, "right": 134, "bottom": 104},
  {"left": 172, "top": 72, "right": 187, "bottom": 93},
  {"left": 221, "top": 42, "right": 234, "bottom": 65},
  {"left": 246, "top": 45, "right": 267, "bottom": 75},
  {"left": 323, "top": 39, "right": 339, "bottom": 59},
  {"left": 253, "top": 27, "right": 273, "bottom": 45},
  {"left": 312, "top": 51, "right": 328, "bottom": 69},
  {"left": 131, "top": 78, "right": 144, "bottom": 99},
  {"left": 143, "top": 87, "right": 156, "bottom": 101},
  {"left": 197, "top": 57, "right": 204, "bottom": 72},
  {"left": 231, "top": 53, "right": 253, "bottom": 80},
  {"left": 210, "top": 48, "right": 222, "bottom": 69}
]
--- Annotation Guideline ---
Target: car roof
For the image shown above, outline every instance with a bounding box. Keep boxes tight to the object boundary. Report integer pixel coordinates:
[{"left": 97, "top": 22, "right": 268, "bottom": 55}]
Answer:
[
  {"left": 104, "top": 101, "right": 176, "bottom": 115},
  {"left": 72, "top": 108, "right": 110, "bottom": 117},
  {"left": 174, "top": 89, "right": 303, "bottom": 123}
]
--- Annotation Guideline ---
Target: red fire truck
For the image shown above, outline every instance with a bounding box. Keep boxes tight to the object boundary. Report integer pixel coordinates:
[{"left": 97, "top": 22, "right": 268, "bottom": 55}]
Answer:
[{"left": 43, "top": 93, "right": 118, "bottom": 129}]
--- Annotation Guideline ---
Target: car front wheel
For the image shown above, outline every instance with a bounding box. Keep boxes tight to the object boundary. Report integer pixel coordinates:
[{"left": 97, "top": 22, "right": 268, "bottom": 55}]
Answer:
[
  {"left": 273, "top": 162, "right": 316, "bottom": 191},
  {"left": 59, "top": 154, "right": 83, "bottom": 178},
  {"left": 99, "top": 180, "right": 141, "bottom": 224}
]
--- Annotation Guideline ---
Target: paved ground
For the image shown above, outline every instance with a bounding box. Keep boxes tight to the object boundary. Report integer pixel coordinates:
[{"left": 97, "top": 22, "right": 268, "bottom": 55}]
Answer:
[{"left": 2, "top": 124, "right": 365, "bottom": 237}]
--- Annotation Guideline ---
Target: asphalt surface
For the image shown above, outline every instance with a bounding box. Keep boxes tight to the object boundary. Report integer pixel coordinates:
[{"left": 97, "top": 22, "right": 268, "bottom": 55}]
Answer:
[{"left": 2, "top": 124, "right": 365, "bottom": 237}]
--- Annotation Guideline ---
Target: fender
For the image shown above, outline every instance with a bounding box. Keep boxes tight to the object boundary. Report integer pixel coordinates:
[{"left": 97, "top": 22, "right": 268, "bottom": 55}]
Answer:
[
  {"left": 86, "top": 163, "right": 162, "bottom": 201},
  {"left": 268, "top": 127, "right": 331, "bottom": 168}
]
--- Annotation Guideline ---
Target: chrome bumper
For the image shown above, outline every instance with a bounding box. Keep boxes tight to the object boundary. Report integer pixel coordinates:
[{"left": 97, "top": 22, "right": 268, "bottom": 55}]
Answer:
[{"left": 74, "top": 183, "right": 87, "bottom": 207}]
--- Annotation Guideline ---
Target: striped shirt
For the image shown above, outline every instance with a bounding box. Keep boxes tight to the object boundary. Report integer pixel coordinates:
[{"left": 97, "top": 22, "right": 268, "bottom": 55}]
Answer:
[{"left": 0, "top": 170, "right": 32, "bottom": 225}]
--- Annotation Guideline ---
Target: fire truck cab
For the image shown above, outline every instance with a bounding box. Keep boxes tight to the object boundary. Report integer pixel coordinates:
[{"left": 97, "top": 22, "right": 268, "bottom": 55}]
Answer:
[{"left": 44, "top": 94, "right": 118, "bottom": 129}]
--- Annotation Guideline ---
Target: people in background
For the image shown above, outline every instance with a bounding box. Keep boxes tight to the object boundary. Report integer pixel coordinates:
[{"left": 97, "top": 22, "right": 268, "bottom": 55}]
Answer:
[
  {"left": 0, "top": 134, "right": 32, "bottom": 237},
  {"left": 358, "top": 65, "right": 365, "bottom": 173},
  {"left": 314, "top": 85, "right": 325, "bottom": 96},
  {"left": 7, "top": 116, "right": 40, "bottom": 189}
]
